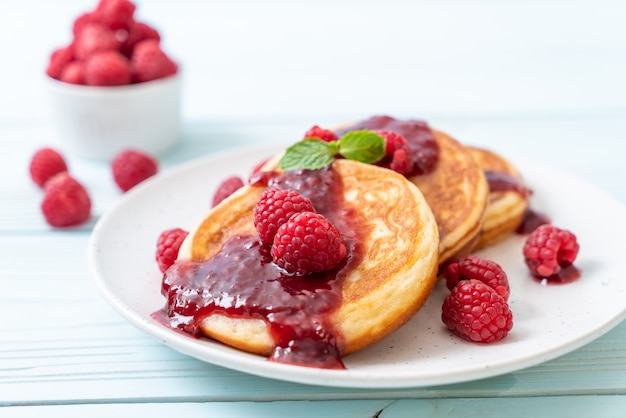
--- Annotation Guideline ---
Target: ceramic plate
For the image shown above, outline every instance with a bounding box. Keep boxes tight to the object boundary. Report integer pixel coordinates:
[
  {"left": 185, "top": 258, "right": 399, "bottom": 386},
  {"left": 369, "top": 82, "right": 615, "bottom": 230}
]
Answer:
[{"left": 89, "top": 145, "right": 626, "bottom": 388}]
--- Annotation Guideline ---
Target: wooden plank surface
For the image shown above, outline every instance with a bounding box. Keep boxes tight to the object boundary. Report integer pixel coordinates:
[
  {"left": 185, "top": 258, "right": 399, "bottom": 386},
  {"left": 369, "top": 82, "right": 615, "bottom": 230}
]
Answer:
[
  {"left": 2, "top": 114, "right": 626, "bottom": 408},
  {"left": 3, "top": 397, "right": 626, "bottom": 418},
  {"left": 2, "top": 0, "right": 626, "bottom": 416}
]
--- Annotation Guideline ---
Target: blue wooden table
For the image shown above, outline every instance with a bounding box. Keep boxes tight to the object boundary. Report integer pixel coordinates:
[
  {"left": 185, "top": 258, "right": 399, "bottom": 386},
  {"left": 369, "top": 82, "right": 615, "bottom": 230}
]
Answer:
[{"left": 2, "top": 1, "right": 626, "bottom": 416}]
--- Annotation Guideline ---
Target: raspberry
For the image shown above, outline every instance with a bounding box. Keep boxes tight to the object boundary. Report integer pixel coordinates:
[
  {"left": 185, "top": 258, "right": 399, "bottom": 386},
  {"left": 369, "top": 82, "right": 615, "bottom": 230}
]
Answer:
[
  {"left": 156, "top": 228, "right": 189, "bottom": 273},
  {"left": 59, "top": 61, "right": 85, "bottom": 85},
  {"left": 378, "top": 130, "right": 406, "bottom": 156},
  {"left": 271, "top": 212, "right": 346, "bottom": 275},
  {"left": 94, "top": 0, "right": 136, "bottom": 31},
  {"left": 84, "top": 50, "right": 132, "bottom": 86},
  {"left": 303, "top": 126, "right": 338, "bottom": 142},
  {"left": 41, "top": 173, "right": 91, "bottom": 227},
  {"left": 254, "top": 188, "right": 316, "bottom": 245},
  {"left": 130, "top": 39, "right": 178, "bottom": 83},
  {"left": 46, "top": 45, "right": 74, "bottom": 80},
  {"left": 442, "top": 279, "right": 513, "bottom": 343},
  {"left": 523, "top": 224, "right": 579, "bottom": 278},
  {"left": 388, "top": 147, "right": 413, "bottom": 175},
  {"left": 375, "top": 130, "right": 413, "bottom": 175},
  {"left": 72, "top": 12, "right": 97, "bottom": 36},
  {"left": 48, "top": 1, "right": 170, "bottom": 86},
  {"left": 121, "top": 21, "right": 160, "bottom": 57},
  {"left": 212, "top": 176, "right": 244, "bottom": 207},
  {"left": 29, "top": 148, "right": 68, "bottom": 188},
  {"left": 443, "top": 256, "right": 510, "bottom": 301},
  {"left": 111, "top": 149, "right": 158, "bottom": 192},
  {"left": 74, "top": 23, "right": 119, "bottom": 61}
]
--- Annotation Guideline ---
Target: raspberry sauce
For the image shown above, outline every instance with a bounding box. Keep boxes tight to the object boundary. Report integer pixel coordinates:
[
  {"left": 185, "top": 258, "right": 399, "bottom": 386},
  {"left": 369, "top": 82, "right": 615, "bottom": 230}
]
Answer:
[
  {"left": 517, "top": 208, "right": 551, "bottom": 234},
  {"left": 484, "top": 170, "right": 530, "bottom": 196},
  {"left": 481, "top": 170, "right": 549, "bottom": 236},
  {"left": 335, "top": 115, "right": 439, "bottom": 175},
  {"left": 536, "top": 265, "right": 581, "bottom": 285},
  {"left": 157, "top": 166, "right": 365, "bottom": 369}
]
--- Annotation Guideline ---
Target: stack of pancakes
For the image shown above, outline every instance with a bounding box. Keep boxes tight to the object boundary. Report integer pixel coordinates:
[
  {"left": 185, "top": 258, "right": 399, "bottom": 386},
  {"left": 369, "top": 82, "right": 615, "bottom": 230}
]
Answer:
[
  {"left": 333, "top": 116, "right": 530, "bottom": 267},
  {"left": 168, "top": 116, "right": 529, "bottom": 364},
  {"left": 409, "top": 131, "right": 529, "bottom": 264}
]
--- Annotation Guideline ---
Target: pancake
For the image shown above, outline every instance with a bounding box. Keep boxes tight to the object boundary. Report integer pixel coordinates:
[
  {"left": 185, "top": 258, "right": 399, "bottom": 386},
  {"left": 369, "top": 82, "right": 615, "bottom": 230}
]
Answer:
[
  {"left": 467, "top": 146, "right": 529, "bottom": 249},
  {"left": 409, "top": 130, "right": 488, "bottom": 265},
  {"left": 334, "top": 117, "right": 488, "bottom": 266},
  {"left": 169, "top": 159, "right": 439, "bottom": 365}
]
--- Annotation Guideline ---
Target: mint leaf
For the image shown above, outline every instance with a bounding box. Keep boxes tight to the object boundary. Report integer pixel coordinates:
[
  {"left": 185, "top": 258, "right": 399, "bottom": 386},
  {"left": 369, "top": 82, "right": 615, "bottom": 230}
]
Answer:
[
  {"left": 276, "top": 130, "right": 386, "bottom": 171},
  {"left": 337, "top": 130, "right": 385, "bottom": 164},
  {"left": 278, "top": 139, "right": 337, "bottom": 170}
]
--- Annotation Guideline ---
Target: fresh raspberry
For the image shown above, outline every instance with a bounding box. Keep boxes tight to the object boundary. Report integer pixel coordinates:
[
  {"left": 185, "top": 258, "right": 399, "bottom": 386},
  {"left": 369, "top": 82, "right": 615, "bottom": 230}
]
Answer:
[
  {"left": 29, "top": 148, "right": 68, "bottom": 188},
  {"left": 212, "top": 176, "right": 245, "bottom": 207},
  {"left": 388, "top": 147, "right": 413, "bottom": 175},
  {"left": 254, "top": 188, "right": 316, "bottom": 245},
  {"left": 271, "top": 212, "right": 346, "bottom": 275},
  {"left": 41, "top": 173, "right": 91, "bottom": 227},
  {"left": 46, "top": 45, "right": 74, "bottom": 80},
  {"left": 74, "top": 23, "right": 120, "bottom": 61},
  {"left": 121, "top": 21, "right": 160, "bottom": 57},
  {"left": 156, "top": 228, "right": 189, "bottom": 273},
  {"left": 84, "top": 50, "right": 132, "bottom": 86},
  {"left": 303, "top": 126, "right": 338, "bottom": 142},
  {"left": 375, "top": 130, "right": 413, "bottom": 175},
  {"left": 72, "top": 12, "right": 98, "bottom": 36},
  {"left": 94, "top": 0, "right": 136, "bottom": 31},
  {"left": 111, "top": 149, "right": 158, "bottom": 192},
  {"left": 441, "top": 279, "right": 513, "bottom": 343},
  {"left": 377, "top": 130, "right": 406, "bottom": 156},
  {"left": 130, "top": 39, "right": 178, "bottom": 83},
  {"left": 443, "top": 255, "right": 510, "bottom": 301},
  {"left": 523, "top": 224, "right": 579, "bottom": 278},
  {"left": 59, "top": 61, "right": 85, "bottom": 85}
]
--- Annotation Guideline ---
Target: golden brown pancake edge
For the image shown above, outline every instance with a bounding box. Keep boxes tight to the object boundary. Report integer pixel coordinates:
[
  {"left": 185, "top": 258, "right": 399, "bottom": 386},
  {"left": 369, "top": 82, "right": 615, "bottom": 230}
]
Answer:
[
  {"left": 466, "top": 146, "right": 529, "bottom": 250},
  {"left": 409, "top": 130, "right": 489, "bottom": 265}
]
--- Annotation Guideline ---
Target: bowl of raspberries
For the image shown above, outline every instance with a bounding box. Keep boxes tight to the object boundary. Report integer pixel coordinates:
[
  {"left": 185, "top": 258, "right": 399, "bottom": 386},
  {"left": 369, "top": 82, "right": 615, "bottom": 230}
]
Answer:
[{"left": 45, "top": 0, "right": 181, "bottom": 161}]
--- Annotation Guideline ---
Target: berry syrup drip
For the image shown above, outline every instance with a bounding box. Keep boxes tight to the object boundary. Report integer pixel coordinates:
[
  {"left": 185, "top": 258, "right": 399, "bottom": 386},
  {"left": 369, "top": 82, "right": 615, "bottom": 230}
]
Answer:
[
  {"left": 482, "top": 171, "right": 549, "bottom": 236},
  {"left": 517, "top": 208, "right": 551, "bottom": 235},
  {"left": 159, "top": 166, "right": 365, "bottom": 369},
  {"left": 484, "top": 170, "right": 530, "bottom": 196},
  {"left": 536, "top": 265, "right": 581, "bottom": 285},
  {"left": 335, "top": 115, "right": 440, "bottom": 175}
]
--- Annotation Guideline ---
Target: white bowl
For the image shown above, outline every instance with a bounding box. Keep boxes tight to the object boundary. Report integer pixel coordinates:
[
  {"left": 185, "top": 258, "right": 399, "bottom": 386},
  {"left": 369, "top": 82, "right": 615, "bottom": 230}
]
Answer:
[{"left": 46, "top": 73, "right": 182, "bottom": 161}]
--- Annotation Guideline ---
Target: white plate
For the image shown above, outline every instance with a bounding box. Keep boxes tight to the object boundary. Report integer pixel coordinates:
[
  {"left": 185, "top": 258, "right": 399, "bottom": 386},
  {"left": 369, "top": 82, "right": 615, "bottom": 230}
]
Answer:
[{"left": 89, "top": 145, "right": 626, "bottom": 388}]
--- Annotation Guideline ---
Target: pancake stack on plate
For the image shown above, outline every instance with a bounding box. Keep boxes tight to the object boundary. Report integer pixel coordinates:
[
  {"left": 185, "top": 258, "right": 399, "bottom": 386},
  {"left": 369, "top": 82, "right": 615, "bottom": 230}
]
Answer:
[{"left": 159, "top": 115, "right": 529, "bottom": 367}]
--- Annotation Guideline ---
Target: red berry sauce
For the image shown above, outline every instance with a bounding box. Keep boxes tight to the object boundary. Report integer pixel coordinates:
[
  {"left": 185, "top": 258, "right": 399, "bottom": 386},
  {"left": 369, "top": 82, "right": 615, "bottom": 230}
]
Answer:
[
  {"left": 517, "top": 208, "right": 551, "bottom": 235},
  {"left": 481, "top": 170, "right": 550, "bottom": 236},
  {"left": 157, "top": 166, "right": 365, "bottom": 369},
  {"left": 335, "top": 115, "right": 439, "bottom": 175},
  {"left": 536, "top": 265, "right": 581, "bottom": 285},
  {"left": 484, "top": 170, "right": 552, "bottom": 236},
  {"left": 484, "top": 170, "right": 530, "bottom": 196}
]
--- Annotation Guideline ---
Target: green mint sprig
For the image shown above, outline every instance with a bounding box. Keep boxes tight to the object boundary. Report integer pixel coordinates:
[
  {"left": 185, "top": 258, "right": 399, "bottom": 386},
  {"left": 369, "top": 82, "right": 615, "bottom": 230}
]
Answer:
[{"left": 278, "top": 130, "right": 385, "bottom": 170}]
